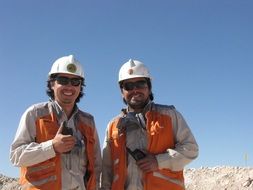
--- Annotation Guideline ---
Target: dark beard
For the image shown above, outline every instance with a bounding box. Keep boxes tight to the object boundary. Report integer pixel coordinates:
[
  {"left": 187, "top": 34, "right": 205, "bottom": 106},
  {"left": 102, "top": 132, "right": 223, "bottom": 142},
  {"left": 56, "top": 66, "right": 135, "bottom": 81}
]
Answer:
[{"left": 127, "top": 98, "right": 149, "bottom": 111}]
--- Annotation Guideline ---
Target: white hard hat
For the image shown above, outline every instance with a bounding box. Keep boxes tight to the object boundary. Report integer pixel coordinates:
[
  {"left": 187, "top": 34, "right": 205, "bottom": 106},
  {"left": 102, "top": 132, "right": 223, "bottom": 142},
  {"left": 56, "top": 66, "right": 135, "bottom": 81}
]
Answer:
[
  {"left": 118, "top": 59, "right": 151, "bottom": 82},
  {"left": 48, "top": 55, "right": 84, "bottom": 78}
]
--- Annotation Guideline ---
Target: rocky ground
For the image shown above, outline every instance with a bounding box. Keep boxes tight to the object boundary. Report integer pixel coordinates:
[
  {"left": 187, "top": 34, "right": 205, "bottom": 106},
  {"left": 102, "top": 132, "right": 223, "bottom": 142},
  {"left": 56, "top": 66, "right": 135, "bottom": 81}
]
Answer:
[
  {"left": 0, "top": 174, "right": 19, "bottom": 190},
  {"left": 1, "top": 166, "right": 253, "bottom": 190},
  {"left": 184, "top": 166, "right": 253, "bottom": 190}
]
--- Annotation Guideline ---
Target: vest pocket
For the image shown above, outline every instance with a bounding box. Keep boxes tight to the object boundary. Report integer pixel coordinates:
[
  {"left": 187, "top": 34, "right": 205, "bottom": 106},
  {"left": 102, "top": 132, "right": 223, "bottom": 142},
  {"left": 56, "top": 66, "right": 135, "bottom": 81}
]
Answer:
[
  {"left": 23, "top": 175, "right": 57, "bottom": 189},
  {"left": 146, "top": 171, "right": 184, "bottom": 190},
  {"left": 26, "top": 160, "right": 56, "bottom": 182}
]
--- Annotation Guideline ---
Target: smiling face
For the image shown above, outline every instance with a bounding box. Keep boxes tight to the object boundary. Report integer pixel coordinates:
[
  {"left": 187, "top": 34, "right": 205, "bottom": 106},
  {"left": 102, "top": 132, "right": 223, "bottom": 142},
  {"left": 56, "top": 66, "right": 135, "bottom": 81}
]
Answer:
[
  {"left": 51, "top": 73, "right": 82, "bottom": 111},
  {"left": 121, "top": 77, "right": 151, "bottom": 112}
]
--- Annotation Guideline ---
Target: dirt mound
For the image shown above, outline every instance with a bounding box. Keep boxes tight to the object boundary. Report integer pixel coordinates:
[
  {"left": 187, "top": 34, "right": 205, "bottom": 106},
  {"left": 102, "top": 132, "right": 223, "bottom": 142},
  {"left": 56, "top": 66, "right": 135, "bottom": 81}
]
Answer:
[
  {"left": 184, "top": 166, "right": 253, "bottom": 190},
  {"left": 1, "top": 166, "right": 253, "bottom": 189},
  {"left": 0, "top": 174, "right": 20, "bottom": 190}
]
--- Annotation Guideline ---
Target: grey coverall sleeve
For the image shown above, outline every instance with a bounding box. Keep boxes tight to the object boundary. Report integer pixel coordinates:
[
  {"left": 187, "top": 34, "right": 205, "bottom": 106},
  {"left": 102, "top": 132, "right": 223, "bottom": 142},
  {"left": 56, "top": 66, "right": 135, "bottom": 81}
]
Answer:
[
  {"left": 10, "top": 106, "right": 56, "bottom": 167},
  {"left": 156, "top": 109, "right": 199, "bottom": 171}
]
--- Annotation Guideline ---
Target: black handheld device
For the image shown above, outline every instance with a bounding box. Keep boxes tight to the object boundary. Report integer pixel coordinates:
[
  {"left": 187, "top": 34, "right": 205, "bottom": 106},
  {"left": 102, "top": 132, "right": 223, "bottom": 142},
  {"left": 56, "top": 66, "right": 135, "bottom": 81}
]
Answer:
[
  {"left": 126, "top": 147, "right": 146, "bottom": 161},
  {"left": 61, "top": 122, "right": 73, "bottom": 136},
  {"left": 61, "top": 122, "right": 73, "bottom": 154}
]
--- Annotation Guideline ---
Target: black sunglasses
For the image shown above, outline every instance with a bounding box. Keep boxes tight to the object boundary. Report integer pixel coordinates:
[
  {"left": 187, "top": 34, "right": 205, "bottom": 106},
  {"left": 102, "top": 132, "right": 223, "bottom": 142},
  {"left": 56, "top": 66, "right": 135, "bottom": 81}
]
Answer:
[
  {"left": 122, "top": 80, "right": 147, "bottom": 91},
  {"left": 54, "top": 76, "right": 82, "bottom": 86}
]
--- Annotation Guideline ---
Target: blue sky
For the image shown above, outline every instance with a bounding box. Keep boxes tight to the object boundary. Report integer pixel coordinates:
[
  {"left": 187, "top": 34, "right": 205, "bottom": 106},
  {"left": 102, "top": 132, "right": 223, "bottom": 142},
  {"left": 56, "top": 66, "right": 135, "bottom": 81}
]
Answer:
[{"left": 0, "top": 0, "right": 252, "bottom": 177}]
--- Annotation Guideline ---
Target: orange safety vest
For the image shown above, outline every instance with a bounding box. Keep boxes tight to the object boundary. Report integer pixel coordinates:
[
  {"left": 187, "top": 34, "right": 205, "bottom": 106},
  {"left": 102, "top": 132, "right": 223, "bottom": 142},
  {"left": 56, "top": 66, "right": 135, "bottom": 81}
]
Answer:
[
  {"left": 19, "top": 112, "right": 97, "bottom": 190},
  {"left": 109, "top": 108, "right": 185, "bottom": 190}
]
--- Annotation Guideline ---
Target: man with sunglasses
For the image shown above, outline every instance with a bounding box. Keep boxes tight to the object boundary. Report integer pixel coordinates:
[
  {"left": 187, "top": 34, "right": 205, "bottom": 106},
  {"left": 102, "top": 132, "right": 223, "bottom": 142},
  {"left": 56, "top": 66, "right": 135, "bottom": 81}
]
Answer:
[
  {"left": 101, "top": 59, "right": 198, "bottom": 190},
  {"left": 10, "top": 55, "right": 102, "bottom": 190}
]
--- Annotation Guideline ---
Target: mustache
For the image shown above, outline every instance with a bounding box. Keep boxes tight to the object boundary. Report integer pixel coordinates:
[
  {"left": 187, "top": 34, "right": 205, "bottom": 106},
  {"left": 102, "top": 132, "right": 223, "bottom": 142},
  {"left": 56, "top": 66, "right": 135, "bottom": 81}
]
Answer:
[{"left": 129, "top": 91, "right": 144, "bottom": 96}]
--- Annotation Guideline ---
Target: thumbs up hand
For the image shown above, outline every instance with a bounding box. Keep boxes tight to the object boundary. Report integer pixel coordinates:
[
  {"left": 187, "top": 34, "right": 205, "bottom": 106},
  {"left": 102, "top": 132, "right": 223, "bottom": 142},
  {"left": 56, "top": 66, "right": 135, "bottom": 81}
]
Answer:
[{"left": 52, "top": 122, "right": 76, "bottom": 154}]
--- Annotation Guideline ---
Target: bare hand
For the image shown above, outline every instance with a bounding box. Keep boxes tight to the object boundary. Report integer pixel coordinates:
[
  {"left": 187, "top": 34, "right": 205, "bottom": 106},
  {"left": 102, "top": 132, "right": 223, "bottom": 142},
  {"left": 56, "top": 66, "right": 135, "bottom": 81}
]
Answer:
[
  {"left": 52, "top": 125, "right": 76, "bottom": 154},
  {"left": 136, "top": 154, "right": 159, "bottom": 173}
]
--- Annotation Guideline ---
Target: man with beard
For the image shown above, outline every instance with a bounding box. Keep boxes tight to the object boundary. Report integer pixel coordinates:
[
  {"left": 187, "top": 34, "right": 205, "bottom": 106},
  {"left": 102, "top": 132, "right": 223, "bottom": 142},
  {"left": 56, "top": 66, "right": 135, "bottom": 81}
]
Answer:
[
  {"left": 101, "top": 59, "right": 199, "bottom": 190},
  {"left": 10, "top": 55, "right": 102, "bottom": 190}
]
